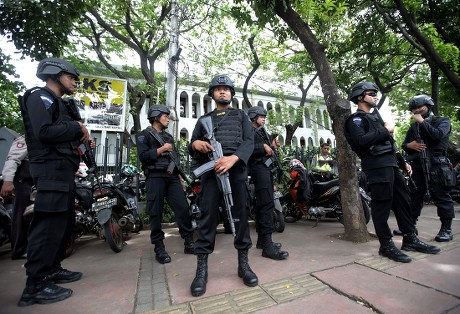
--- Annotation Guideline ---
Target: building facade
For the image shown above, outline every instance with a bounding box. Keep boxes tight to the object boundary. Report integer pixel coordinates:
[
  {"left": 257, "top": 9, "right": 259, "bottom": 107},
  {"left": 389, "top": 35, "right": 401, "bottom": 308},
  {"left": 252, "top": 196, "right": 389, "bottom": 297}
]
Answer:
[{"left": 133, "top": 80, "right": 335, "bottom": 148}]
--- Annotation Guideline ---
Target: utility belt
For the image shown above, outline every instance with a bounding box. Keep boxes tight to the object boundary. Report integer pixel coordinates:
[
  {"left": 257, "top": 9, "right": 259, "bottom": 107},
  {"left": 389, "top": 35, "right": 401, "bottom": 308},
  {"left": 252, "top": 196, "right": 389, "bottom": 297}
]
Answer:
[
  {"left": 144, "top": 164, "right": 168, "bottom": 176},
  {"left": 431, "top": 155, "right": 450, "bottom": 165},
  {"left": 250, "top": 156, "right": 272, "bottom": 167}
]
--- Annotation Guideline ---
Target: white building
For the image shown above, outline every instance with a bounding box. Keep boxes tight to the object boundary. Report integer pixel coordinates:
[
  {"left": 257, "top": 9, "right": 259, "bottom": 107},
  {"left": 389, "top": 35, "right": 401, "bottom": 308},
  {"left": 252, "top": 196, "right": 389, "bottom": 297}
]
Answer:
[{"left": 134, "top": 80, "right": 335, "bottom": 148}]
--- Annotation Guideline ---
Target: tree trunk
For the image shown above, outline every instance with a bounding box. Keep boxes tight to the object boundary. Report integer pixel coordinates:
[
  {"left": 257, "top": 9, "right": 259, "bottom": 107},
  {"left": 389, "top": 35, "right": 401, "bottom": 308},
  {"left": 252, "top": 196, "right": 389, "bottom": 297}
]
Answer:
[{"left": 273, "top": 0, "right": 371, "bottom": 242}]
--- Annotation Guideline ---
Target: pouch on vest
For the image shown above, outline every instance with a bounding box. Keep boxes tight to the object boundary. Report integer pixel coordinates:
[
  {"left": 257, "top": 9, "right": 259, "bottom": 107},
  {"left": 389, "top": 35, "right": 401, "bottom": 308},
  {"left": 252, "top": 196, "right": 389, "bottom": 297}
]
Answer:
[{"left": 368, "top": 141, "right": 393, "bottom": 156}]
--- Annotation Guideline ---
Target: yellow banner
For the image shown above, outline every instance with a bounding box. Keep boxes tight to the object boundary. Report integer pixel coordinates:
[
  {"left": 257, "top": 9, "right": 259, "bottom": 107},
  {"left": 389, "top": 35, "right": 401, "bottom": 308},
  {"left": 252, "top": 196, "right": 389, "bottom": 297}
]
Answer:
[{"left": 74, "top": 75, "right": 128, "bottom": 132}]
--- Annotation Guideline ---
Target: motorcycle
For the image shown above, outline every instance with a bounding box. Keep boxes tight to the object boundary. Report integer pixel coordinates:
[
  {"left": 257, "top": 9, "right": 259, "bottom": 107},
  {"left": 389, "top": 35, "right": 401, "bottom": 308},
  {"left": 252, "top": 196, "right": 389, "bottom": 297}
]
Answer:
[
  {"left": 0, "top": 176, "right": 12, "bottom": 248},
  {"left": 247, "top": 177, "right": 285, "bottom": 233},
  {"left": 283, "top": 160, "right": 371, "bottom": 226},
  {"left": 91, "top": 164, "right": 144, "bottom": 253}
]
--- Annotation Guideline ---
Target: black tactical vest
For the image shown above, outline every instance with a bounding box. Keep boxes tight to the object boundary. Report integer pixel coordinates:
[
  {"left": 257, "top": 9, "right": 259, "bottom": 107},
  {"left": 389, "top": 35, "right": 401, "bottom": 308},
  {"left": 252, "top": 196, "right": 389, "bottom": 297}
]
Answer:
[
  {"left": 212, "top": 108, "right": 243, "bottom": 155},
  {"left": 145, "top": 127, "right": 174, "bottom": 170},
  {"left": 20, "top": 87, "right": 79, "bottom": 162},
  {"left": 345, "top": 111, "right": 393, "bottom": 158}
]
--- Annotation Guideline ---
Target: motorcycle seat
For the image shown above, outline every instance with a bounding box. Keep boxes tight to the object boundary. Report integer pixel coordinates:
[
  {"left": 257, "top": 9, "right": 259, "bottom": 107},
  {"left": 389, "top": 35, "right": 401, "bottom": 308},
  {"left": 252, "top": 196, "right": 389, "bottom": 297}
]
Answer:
[{"left": 312, "top": 178, "right": 339, "bottom": 191}]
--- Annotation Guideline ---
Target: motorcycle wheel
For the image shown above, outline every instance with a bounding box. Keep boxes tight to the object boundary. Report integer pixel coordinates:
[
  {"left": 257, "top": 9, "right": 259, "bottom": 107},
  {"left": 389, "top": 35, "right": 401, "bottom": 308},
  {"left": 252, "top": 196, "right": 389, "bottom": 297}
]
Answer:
[
  {"left": 273, "top": 210, "right": 285, "bottom": 232},
  {"left": 336, "top": 194, "right": 371, "bottom": 225},
  {"left": 103, "top": 213, "right": 124, "bottom": 253},
  {"left": 132, "top": 218, "right": 144, "bottom": 233},
  {"left": 283, "top": 201, "right": 303, "bottom": 223}
]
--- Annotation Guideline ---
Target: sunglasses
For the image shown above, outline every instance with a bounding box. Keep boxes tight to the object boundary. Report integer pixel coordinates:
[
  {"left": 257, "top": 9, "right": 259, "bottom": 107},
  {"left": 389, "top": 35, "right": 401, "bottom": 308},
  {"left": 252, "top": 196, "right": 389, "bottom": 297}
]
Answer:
[{"left": 364, "top": 92, "right": 377, "bottom": 97}]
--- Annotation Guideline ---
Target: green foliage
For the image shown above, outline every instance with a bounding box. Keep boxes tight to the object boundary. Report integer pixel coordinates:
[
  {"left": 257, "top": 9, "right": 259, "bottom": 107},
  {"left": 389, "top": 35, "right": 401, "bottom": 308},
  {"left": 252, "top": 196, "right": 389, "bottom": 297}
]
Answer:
[
  {"left": 0, "top": 50, "right": 25, "bottom": 132},
  {"left": 1, "top": 0, "right": 86, "bottom": 59}
]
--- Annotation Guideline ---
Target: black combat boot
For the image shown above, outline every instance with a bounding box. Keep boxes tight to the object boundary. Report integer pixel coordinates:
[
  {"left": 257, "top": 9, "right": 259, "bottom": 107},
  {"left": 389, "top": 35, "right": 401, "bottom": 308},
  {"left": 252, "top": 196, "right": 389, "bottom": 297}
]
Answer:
[
  {"left": 260, "top": 234, "right": 288, "bottom": 260},
  {"left": 46, "top": 267, "right": 83, "bottom": 284},
  {"left": 18, "top": 278, "right": 73, "bottom": 307},
  {"left": 378, "top": 239, "right": 412, "bottom": 263},
  {"left": 256, "top": 236, "right": 282, "bottom": 250},
  {"left": 191, "top": 254, "right": 208, "bottom": 297},
  {"left": 237, "top": 250, "right": 258, "bottom": 287},
  {"left": 184, "top": 234, "right": 195, "bottom": 254},
  {"left": 435, "top": 219, "right": 453, "bottom": 242},
  {"left": 401, "top": 233, "right": 440, "bottom": 254},
  {"left": 154, "top": 241, "right": 171, "bottom": 264}
]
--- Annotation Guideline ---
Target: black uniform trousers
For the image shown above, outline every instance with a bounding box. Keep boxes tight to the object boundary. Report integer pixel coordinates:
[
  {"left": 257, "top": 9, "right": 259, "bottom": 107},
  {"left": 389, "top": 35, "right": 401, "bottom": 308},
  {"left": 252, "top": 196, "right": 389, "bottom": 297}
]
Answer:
[
  {"left": 365, "top": 166, "right": 415, "bottom": 241},
  {"left": 249, "top": 163, "right": 275, "bottom": 236},
  {"left": 146, "top": 174, "right": 193, "bottom": 244},
  {"left": 11, "top": 179, "right": 33, "bottom": 259},
  {"left": 410, "top": 161, "right": 455, "bottom": 221},
  {"left": 25, "top": 159, "right": 76, "bottom": 280},
  {"left": 194, "top": 164, "right": 252, "bottom": 254}
]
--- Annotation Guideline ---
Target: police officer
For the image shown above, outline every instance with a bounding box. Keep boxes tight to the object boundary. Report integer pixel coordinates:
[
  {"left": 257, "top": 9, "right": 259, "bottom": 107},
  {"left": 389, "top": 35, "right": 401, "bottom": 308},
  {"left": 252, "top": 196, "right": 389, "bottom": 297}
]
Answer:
[
  {"left": 402, "top": 95, "right": 455, "bottom": 242},
  {"left": 247, "top": 106, "right": 288, "bottom": 260},
  {"left": 188, "top": 75, "right": 257, "bottom": 297},
  {"left": 18, "top": 58, "right": 90, "bottom": 306},
  {"left": 0, "top": 135, "right": 33, "bottom": 260},
  {"left": 310, "top": 142, "right": 337, "bottom": 180},
  {"left": 345, "top": 82, "right": 440, "bottom": 263},
  {"left": 137, "top": 105, "right": 195, "bottom": 264}
]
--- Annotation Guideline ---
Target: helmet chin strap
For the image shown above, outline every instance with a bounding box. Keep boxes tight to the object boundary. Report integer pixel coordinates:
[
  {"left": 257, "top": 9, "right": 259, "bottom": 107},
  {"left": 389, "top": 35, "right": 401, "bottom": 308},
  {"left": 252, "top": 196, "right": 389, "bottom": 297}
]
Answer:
[
  {"left": 363, "top": 99, "right": 377, "bottom": 108},
  {"left": 55, "top": 75, "right": 72, "bottom": 95},
  {"left": 215, "top": 98, "right": 231, "bottom": 105}
]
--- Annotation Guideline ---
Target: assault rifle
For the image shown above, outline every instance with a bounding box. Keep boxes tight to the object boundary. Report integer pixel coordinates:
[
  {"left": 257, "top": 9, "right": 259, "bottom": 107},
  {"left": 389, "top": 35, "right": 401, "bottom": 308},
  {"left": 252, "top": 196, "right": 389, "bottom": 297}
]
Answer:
[
  {"left": 148, "top": 128, "right": 190, "bottom": 185},
  {"left": 148, "top": 128, "right": 201, "bottom": 228},
  {"left": 372, "top": 108, "right": 417, "bottom": 189},
  {"left": 414, "top": 122, "right": 431, "bottom": 202},
  {"left": 256, "top": 126, "right": 286, "bottom": 185},
  {"left": 192, "top": 116, "right": 237, "bottom": 237}
]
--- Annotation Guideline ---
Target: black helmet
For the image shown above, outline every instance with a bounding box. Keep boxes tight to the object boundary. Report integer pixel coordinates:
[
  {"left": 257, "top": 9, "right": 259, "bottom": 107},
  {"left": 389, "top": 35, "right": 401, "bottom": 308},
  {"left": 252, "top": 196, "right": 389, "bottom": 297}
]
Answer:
[
  {"left": 409, "top": 95, "right": 434, "bottom": 110},
  {"left": 148, "top": 105, "right": 170, "bottom": 119},
  {"left": 208, "top": 75, "right": 235, "bottom": 97},
  {"left": 36, "top": 57, "right": 80, "bottom": 81},
  {"left": 348, "top": 81, "right": 378, "bottom": 103},
  {"left": 247, "top": 106, "right": 267, "bottom": 120}
]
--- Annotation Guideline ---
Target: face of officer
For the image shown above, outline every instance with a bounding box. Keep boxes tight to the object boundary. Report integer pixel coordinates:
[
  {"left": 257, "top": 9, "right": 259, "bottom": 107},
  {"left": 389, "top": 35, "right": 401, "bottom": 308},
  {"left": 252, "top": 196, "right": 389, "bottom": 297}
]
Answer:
[
  {"left": 58, "top": 72, "right": 79, "bottom": 95},
  {"left": 253, "top": 115, "right": 266, "bottom": 128},
  {"left": 357, "top": 90, "right": 378, "bottom": 111},
  {"left": 213, "top": 85, "right": 232, "bottom": 108},
  {"left": 320, "top": 144, "right": 331, "bottom": 156},
  {"left": 411, "top": 104, "right": 429, "bottom": 117},
  {"left": 155, "top": 113, "right": 170, "bottom": 130}
]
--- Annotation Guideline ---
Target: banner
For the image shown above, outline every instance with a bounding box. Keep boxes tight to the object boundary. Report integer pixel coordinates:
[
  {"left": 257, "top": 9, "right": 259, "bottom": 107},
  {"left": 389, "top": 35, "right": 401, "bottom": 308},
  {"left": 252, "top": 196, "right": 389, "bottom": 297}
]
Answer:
[{"left": 73, "top": 75, "right": 128, "bottom": 132}]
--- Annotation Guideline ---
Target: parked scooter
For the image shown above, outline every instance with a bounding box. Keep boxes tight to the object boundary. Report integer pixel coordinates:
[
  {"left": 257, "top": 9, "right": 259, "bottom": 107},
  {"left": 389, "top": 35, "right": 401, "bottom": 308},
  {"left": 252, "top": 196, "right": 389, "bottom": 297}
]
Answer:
[
  {"left": 247, "top": 177, "right": 285, "bottom": 233},
  {"left": 283, "top": 159, "right": 371, "bottom": 226},
  {"left": 91, "top": 165, "right": 144, "bottom": 253},
  {"left": 0, "top": 176, "right": 12, "bottom": 248}
]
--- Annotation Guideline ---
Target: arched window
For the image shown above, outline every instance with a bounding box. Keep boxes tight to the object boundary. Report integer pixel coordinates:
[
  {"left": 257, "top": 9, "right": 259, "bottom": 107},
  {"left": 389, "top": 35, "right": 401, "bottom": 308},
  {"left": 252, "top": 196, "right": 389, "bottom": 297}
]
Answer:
[
  {"left": 305, "top": 108, "right": 312, "bottom": 128},
  {"left": 192, "top": 93, "right": 200, "bottom": 118},
  {"left": 323, "top": 110, "right": 330, "bottom": 129},
  {"left": 300, "top": 137, "right": 306, "bottom": 147},
  {"left": 316, "top": 109, "right": 323, "bottom": 129},
  {"left": 179, "top": 91, "right": 188, "bottom": 118},
  {"left": 180, "top": 128, "right": 189, "bottom": 141},
  {"left": 308, "top": 137, "right": 314, "bottom": 148}
]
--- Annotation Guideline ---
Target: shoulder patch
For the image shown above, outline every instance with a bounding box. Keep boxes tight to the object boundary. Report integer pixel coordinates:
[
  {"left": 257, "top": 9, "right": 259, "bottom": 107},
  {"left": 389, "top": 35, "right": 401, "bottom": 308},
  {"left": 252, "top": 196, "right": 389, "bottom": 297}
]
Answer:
[
  {"left": 40, "top": 94, "right": 54, "bottom": 110},
  {"left": 16, "top": 141, "right": 26, "bottom": 149},
  {"left": 137, "top": 135, "right": 145, "bottom": 143},
  {"left": 352, "top": 117, "right": 363, "bottom": 127}
]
